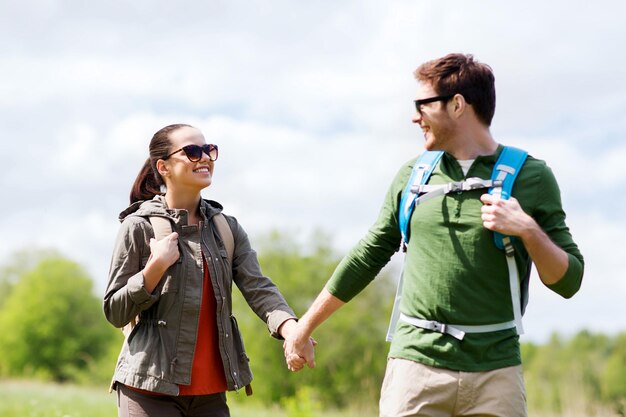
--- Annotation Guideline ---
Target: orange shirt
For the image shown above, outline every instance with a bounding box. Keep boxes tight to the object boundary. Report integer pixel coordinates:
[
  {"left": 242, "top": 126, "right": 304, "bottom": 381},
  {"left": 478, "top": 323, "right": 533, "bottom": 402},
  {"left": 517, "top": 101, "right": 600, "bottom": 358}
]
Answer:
[{"left": 178, "top": 254, "right": 228, "bottom": 395}]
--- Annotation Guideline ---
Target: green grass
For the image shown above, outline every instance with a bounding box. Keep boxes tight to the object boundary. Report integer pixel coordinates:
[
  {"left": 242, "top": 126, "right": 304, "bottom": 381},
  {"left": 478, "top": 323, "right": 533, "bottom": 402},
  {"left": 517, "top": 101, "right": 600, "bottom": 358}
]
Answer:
[
  {"left": 0, "top": 379, "right": 116, "bottom": 417},
  {"left": 7, "top": 379, "right": 615, "bottom": 417},
  {"left": 0, "top": 379, "right": 369, "bottom": 417}
]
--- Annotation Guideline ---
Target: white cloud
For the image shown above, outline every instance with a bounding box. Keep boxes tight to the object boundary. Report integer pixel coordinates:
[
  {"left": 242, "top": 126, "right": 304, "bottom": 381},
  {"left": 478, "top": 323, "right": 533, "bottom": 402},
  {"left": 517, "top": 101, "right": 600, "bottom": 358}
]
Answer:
[{"left": 508, "top": 133, "right": 626, "bottom": 204}]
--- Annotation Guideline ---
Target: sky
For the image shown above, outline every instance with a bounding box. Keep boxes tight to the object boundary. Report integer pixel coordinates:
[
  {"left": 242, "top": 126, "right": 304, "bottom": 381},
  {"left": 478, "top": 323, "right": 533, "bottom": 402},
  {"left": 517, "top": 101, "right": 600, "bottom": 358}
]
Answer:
[{"left": 1, "top": 0, "right": 625, "bottom": 343}]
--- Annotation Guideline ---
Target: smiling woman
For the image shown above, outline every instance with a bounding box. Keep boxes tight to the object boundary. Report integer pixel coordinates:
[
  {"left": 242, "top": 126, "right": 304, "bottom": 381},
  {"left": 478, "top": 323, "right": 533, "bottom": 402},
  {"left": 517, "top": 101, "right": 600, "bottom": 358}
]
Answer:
[{"left": 103, "top": 123, "right": 309, "bottom": 417}]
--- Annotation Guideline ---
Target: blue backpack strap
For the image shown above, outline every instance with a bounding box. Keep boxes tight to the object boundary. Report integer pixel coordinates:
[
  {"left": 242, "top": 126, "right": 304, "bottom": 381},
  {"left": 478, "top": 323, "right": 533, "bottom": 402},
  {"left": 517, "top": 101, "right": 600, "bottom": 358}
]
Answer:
[
  {"left": 399, "top": 151, "right": 444, "bottom": 246},
  {"left": 489, "top": 146, "right": 528, "bottom": 250}
]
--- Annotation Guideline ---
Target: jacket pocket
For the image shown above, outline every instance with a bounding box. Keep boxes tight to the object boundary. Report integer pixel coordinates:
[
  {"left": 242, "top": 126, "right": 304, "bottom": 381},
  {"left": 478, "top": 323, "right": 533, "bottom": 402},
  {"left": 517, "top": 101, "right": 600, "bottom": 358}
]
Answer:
[
  {"left": 139, "top": 252, "right": 179, "bottom": 295},
  {"left": 159, "top": 254, "right": 184, "bottom": 295},
  {"left": 127, "top": 322, "right": 174, "bottom": 382},
  {"left": 230, "top": 315, "right": 249, "bottom": 362},
  {"left": 160, "top": 273, "right": 179, "bottom": 294},
  {"left": 218, "top": 248, "right": 232, "bottom": 291},
  {"left": 230, "top": 315, "right": 252, "bottom": 384}
]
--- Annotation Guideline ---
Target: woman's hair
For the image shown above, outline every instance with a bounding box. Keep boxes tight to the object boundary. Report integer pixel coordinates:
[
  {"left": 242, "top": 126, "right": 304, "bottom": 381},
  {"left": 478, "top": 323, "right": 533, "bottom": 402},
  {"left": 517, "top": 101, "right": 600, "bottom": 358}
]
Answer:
[
  {"left": 129, "top": 124, "right": 193, "bottom": 204},
  {"left": 414, "top": 53, "right": 496, "bottom": 126}
]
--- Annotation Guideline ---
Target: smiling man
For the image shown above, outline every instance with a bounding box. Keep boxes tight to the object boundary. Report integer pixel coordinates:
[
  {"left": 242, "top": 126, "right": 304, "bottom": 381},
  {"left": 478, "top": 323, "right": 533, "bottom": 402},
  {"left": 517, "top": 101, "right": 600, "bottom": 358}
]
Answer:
[{"left": 283, "top": 53, "right": 584, "bottom": 417}]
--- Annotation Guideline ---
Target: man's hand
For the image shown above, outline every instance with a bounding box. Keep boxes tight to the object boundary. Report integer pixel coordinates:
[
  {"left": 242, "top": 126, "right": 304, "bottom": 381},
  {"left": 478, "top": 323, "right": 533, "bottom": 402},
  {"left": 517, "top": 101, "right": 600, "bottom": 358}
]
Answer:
[
  {"left": 480, "top": 193, "right": 570, "bottom": 285},
  {"left": 480, "top": 194, "right": 534, "bottom": 238}
]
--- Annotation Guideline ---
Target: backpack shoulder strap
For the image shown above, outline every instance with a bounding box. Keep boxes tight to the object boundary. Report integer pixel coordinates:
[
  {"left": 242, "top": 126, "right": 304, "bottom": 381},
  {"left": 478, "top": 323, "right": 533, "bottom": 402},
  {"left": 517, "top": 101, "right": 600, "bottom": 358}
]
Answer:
[
  {"left": 149, "top": 216, "right": 173, "bottom": 240},
  {"left": 399, "top": 151, "right": 444, "bottom": 247},
  {"left": 213, "top": 213, "right": 235, "bottom": 263},
  {"left": 488, "top": 146, "right": 528, "bottom": 250},
  {"left": 489, "top": 146, "right": 528, "bottom": 200},
  {"left": 489, "top": 146, "right": 529, "bottom": 333},
  {"left": 121, "top": 216, "right": 173, "bottom": 338},
  {"left": 150, "top": 213, "right": 234, "bottom": 262}
]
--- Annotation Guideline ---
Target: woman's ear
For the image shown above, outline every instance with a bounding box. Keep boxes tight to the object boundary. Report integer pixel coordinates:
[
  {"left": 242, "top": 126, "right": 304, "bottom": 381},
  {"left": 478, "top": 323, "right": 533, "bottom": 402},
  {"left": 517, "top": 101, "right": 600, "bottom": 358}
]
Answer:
[{"left": 156, "top": 159, "right": 169, "bottom": 178}]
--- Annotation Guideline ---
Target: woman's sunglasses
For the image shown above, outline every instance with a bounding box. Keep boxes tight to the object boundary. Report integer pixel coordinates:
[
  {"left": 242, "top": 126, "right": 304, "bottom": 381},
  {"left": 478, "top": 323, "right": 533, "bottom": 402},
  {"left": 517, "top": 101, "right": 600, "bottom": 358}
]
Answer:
[{"left": 164, "top": 144, "right": 219, "bottom": 162}]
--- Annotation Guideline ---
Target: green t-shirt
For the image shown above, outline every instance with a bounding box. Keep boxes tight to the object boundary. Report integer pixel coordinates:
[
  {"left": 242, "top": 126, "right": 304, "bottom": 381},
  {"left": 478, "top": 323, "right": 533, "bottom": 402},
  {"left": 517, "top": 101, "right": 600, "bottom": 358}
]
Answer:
[{"left": 326, "top": 145, "right": 584, "bottom": 371}]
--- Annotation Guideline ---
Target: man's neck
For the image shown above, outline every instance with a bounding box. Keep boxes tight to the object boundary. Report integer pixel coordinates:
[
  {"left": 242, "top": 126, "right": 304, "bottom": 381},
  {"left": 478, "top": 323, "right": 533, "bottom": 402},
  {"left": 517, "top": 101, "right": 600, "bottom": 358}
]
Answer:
[{"left": 446, "top": 125, "right": 497, "bottom": 160}]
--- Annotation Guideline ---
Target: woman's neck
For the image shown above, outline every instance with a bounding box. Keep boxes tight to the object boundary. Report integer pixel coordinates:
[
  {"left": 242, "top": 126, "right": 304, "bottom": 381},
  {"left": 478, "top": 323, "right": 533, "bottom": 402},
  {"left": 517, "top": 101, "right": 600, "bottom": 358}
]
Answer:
[{"left": 164, "top": 191, "right": 202, "bottom": 225}]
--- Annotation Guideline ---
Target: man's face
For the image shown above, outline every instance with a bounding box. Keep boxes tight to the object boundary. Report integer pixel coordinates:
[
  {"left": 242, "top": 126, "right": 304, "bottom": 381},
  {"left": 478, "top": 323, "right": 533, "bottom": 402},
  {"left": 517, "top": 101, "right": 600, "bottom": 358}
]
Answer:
[{"left": 412, "top": 83, "right": 456, "bottom": 151}]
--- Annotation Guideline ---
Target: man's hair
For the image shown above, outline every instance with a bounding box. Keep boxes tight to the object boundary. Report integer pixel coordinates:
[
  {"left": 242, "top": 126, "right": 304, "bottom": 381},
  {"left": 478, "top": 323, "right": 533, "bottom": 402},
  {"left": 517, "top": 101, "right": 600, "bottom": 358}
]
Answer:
[{"left": 414, "top": 53, "right": 496, "bottom": 126}]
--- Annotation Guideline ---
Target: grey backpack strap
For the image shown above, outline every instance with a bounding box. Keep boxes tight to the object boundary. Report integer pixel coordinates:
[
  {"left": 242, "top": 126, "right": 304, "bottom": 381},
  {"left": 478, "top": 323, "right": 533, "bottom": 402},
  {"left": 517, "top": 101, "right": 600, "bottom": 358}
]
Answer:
[
  {"left": 213, "top": 213, "right": 234, "bottom": 264},
  {"left": 121, "top": 216, "right": 173, "bottom": 339},
  {"left": 150, "top": 216, "right": 173, "bottom": 240}
]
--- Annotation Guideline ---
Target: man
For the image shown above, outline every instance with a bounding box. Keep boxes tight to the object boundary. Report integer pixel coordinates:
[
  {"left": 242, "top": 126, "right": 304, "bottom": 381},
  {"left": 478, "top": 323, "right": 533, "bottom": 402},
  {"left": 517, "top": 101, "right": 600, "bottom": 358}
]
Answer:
[{"left": 283, "top": 53, "right": 584, "bottom": 417}]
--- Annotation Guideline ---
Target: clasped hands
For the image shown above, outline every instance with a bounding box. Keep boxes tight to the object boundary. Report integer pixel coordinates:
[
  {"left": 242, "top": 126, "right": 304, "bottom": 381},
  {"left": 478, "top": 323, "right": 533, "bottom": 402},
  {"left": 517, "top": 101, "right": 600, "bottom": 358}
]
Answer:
[{"left": 280, "top": 319, "right": 316, "bottom": 372}]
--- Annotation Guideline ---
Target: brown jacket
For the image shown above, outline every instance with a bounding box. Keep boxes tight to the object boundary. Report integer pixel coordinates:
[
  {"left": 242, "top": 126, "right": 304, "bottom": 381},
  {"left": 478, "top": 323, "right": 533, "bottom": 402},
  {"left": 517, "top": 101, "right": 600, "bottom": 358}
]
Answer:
[{"left": 104, "top": 195, "right": 296, "bottom": 395}]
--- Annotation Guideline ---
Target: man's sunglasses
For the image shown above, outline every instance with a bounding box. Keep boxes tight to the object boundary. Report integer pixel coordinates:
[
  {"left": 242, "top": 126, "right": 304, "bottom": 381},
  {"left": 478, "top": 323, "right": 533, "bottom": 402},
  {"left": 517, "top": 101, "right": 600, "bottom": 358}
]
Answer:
[
  {"left": 164, "top": 144, "right": 219, "bottom": 162},
  {"left": 414, "top": 94, "right": 455, "bottom": 115}
]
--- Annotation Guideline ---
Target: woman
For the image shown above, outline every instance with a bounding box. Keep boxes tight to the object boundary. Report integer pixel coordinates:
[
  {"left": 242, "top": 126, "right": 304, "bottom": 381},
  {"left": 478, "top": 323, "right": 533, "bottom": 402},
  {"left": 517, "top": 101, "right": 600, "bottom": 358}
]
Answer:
[{"left": 104, "top": 124, "right": 307, "bottom": 417}]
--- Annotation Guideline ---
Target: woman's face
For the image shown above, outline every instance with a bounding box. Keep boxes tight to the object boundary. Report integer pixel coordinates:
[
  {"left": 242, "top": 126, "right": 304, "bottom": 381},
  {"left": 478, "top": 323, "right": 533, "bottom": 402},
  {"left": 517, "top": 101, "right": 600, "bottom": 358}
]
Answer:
[{"left": 160, "top": 126, "right": 215, "bottom": 193}]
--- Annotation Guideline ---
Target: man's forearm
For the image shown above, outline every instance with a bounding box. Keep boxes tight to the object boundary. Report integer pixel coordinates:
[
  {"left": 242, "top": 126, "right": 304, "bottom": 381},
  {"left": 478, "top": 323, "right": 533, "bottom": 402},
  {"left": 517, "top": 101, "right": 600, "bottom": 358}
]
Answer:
[
  {"left": 521, "top": 221, "right": 569, "bottom": 285},
  {"left": 297, "top": 287, "right": 346, "bottom": 336}
]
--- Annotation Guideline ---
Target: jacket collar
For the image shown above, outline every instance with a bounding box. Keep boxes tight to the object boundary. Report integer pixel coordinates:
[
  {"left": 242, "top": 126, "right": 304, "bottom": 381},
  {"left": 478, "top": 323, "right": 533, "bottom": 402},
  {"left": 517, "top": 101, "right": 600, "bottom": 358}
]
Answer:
[{"left": 119, "top": 195, "right": 224, "bottom": 226}]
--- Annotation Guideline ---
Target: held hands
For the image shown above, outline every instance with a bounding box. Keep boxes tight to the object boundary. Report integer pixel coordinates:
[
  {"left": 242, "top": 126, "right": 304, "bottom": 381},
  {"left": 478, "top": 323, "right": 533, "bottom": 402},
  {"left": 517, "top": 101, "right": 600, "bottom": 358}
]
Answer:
[
  {"left": 280, "top": 320, "right": 317, "bottom": 372},
  {"left": 480, "top": 194, "right": 535, "bottom": 238}
]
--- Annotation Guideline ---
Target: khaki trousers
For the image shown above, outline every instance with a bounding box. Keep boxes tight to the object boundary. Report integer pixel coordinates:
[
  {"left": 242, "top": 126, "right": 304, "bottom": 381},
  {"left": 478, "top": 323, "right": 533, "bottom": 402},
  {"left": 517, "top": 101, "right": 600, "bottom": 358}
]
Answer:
[{"left": 379, "top": 358, "right": 527, "bottom": 417}]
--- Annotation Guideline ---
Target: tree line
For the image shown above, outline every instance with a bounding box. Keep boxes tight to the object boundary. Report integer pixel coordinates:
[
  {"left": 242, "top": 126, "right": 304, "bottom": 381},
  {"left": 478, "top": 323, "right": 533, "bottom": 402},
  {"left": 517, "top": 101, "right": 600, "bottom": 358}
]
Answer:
[{"left": 0, "top": 237, "right": 624, "bottom": 415}]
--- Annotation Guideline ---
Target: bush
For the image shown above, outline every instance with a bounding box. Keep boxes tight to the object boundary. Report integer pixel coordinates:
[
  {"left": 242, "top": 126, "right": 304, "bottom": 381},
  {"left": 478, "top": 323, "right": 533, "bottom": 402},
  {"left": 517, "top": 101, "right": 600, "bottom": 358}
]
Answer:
[{"left": 0, "top": 253, "right": 118, "bottom": 382}]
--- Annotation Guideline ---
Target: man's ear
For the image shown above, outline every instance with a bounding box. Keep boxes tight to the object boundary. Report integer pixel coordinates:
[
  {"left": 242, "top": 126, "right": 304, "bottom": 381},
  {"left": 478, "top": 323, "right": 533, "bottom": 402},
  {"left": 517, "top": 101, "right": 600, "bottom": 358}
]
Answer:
[{"left": 449, "top": 94, "right": 467, "bottom": 119}]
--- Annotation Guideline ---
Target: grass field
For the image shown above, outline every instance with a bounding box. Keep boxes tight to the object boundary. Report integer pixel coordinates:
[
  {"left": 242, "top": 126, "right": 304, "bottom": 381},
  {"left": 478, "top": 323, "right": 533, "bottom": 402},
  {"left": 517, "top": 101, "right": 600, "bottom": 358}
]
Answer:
[
  {"left": 0, "top": 379, "right": 116, "bottom": 417},
  {"left": 0, "top": 379, "right": 365, "bottom": 417},
  {"left": 0, "top": 379, "right": 619, "bottom": 417}
]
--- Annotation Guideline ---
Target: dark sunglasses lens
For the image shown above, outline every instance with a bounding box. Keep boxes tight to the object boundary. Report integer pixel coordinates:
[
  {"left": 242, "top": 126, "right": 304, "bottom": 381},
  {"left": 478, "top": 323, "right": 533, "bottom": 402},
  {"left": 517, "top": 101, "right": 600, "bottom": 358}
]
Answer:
[{"left": 182, "top": 145, "right": 203, "bottom": 161}]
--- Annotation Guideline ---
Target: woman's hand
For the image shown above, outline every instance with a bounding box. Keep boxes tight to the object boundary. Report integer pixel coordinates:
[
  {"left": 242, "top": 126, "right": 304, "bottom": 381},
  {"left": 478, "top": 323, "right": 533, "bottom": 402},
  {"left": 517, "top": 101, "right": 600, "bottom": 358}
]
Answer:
[
  {"left": 149, "top": 232, "right": 180, "bottom": 268},
  {"left": 143, "top": 232, "right": 179, "bottom": 292}
]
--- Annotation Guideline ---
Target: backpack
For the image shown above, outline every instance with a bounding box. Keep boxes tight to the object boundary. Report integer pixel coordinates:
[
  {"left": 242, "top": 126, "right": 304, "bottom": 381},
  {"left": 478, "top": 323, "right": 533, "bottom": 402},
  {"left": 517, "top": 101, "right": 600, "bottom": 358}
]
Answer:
[
  {"left": 386, "top": 146, "right": 529, "bottom": 341},
  {"left": 121, "top": 213, "right": 234, "bottom": 337}
]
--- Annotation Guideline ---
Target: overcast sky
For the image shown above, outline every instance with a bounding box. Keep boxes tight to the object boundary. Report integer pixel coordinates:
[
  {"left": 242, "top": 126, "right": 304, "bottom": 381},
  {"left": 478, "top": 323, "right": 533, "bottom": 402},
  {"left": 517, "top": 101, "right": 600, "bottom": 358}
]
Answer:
[{"left": 1, "top": 0, "right": 624, "bottom": 342}]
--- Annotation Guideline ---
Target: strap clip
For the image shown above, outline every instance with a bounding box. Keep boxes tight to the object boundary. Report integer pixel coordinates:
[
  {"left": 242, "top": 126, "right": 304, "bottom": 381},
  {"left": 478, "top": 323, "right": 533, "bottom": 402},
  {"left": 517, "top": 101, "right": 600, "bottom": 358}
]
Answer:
[{"left": 432, "top": 322, "right": 447, "bottom": 334}]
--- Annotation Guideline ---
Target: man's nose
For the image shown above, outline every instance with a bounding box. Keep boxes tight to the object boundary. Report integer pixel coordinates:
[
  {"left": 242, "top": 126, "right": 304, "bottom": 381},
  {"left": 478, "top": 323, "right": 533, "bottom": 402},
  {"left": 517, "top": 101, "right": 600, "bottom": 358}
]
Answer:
[{"left": 412, "top": 111, "right": 422, "bottom": 124}]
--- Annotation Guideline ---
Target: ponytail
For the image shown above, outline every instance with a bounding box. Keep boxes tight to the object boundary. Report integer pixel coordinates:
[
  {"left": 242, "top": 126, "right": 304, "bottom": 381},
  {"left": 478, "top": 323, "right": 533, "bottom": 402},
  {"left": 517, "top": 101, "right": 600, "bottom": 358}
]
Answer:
[
  {"left": 129, "top": 123, "right": 193, "bottom": 204},
  {"left": 130, "top": 158, "right": 163, "bottom": 204}
]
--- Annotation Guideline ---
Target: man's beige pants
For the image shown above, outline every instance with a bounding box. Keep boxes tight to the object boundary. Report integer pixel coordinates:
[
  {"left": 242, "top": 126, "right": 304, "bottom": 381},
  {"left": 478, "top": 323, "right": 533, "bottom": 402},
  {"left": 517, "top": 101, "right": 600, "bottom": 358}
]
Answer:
[{"left": 379, "top": 358, "right": 527, "bottom": 417}]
